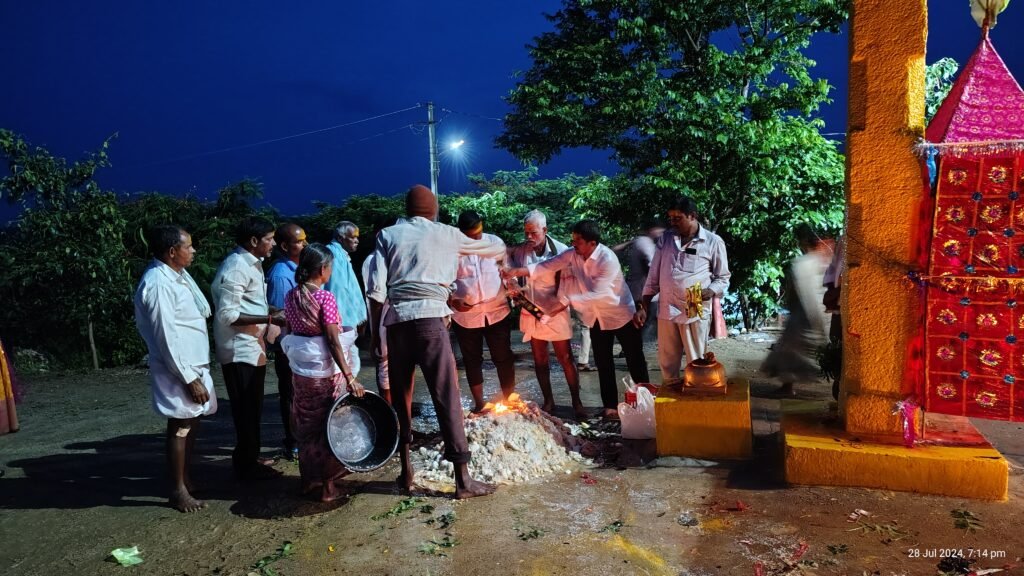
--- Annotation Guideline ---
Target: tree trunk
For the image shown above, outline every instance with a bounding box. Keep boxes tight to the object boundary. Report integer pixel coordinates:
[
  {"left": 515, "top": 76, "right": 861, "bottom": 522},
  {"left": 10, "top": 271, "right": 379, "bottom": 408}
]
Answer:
[
  {"left": 88, "top": 320, "right": 99, "bottom": 370},
  {"left": 739, "top": 294, "right": 752, "bottom": 332}
]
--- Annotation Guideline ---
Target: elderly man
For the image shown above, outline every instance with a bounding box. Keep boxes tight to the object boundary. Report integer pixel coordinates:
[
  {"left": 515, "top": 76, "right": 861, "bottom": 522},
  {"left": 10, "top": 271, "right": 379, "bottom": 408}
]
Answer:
[
  {"left": 324, "top": 221, "right": 367, "bottom": 377},
  {"left": 265, "top": 223, "right": 307, "bottom": 459},
  {"left": 134, "top": 225, "right": 215, "bottom": 512},
  {"left": 506, "top": 219, "right": 649, "bottom": 420},
  {"left": 507, "top": 209, "right": 586, "bottom": 419},
  {"left": 450, "top": 210, "right": 517, "bottom": 412},
  {"left": 368, "top": 185, "right": 503, "bottom": 499},
  {"left": 636, "top": 196, "right": 730, "bottom": 380},
  {"left": 212, "top": 216, "right": 286, "bottom": 481}
]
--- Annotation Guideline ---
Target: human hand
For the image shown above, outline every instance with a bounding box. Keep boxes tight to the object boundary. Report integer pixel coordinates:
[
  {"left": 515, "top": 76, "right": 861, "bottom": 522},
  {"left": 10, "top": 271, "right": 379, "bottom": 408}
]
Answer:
[
  {"left": 700, "top": 288, "right": 715, "bottom": 301},
  {"left": 185, "top": 378, "right": 210, "bottom": 405},
  {"left": 449, "top": 299, "right": 473, "bottom": 312},
  {"left": 632, "top": 308, "right": 647, "bottom": 329},
  {"left": 271, "top": 310, "right": 288, "bottom": 326},
  {"left": 347, "top": 379, "right": 366, "bottom": 398},
  {"left": 539, "top": 314, "right": 552, "bottom": 325}
]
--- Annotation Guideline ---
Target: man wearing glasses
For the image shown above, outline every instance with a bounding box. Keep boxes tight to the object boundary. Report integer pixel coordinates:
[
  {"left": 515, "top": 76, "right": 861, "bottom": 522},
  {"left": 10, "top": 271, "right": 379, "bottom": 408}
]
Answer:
[{"left": 635, "top": 197, "right": 731, "bottom": 380}]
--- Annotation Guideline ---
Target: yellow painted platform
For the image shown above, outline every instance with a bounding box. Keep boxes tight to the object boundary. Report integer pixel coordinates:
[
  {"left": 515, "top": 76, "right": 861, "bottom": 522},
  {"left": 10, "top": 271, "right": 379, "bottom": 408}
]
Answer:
[
  {"left": 654, "top": 378, "right": 752, "bottom": 460},
  {"left": 782, "top": 412, "right": 1008, "bottom": 500}
]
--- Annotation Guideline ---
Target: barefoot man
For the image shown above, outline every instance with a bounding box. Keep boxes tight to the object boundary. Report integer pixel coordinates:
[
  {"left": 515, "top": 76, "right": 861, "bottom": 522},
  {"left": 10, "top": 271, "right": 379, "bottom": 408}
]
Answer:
[
  {"left": 134, "top": 225, "right": 216, "bottom": 512},
  {"left": 367, "top": 185, "right": 503, "bottom": 499}
]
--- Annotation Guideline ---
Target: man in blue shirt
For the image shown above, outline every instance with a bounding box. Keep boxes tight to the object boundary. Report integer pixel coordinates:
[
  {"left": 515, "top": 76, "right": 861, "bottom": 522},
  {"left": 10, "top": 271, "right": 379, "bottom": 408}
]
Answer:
[
  {"left": 324, "top": 221, "right": 367, "bottom": 376},
  {"left": 265, "top": 222, "right": 307, "bottom": 457}
]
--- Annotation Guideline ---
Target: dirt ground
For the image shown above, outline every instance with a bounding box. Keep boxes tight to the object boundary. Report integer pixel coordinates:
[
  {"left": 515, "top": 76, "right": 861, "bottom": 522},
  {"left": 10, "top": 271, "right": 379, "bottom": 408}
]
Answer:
[{"left": 2, "top": 333, "right": 1023, "bottom": 576}]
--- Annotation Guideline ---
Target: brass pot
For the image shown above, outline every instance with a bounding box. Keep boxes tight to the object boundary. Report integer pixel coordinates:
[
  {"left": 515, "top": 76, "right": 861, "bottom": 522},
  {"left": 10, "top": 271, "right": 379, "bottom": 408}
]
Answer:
[{"left": 684, "top": 352, "right": 727, "bottom": 392}]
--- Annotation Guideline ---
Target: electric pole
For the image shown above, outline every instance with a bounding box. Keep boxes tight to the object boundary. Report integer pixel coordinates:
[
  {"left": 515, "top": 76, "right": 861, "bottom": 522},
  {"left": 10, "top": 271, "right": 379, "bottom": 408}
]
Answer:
[{"left": 427, "top": 101, "right": 439, "bottom": 196}]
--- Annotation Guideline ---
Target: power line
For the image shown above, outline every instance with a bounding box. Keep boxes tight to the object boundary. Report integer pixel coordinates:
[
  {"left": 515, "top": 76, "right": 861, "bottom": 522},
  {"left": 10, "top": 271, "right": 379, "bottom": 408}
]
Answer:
[
  {"left": 135, "top": 103, "right": 423, "bottom": 168},
  {"left": 441, "top": 107, "right": 504, "bottom": 122}
]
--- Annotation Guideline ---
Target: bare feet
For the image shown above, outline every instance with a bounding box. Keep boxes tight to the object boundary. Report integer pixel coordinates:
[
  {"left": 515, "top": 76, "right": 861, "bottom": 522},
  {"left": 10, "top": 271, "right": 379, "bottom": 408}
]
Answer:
[
  {"left": 395, "top": 473, "right": 415, "bottom": 493},
  {"left": 471, "top": 403, "right": 488, "bottom": 414},
  {"left": 572, "top": 405, "right": 589, "bottom": 421},
  {"left": 170, "top": 488, "right": 206, "bottom": 513},
  {"left": 320, "top": 482, "right": 349, "bottom": 503},
  {"left": 602, "top": 408, "right": 620, "bottom": 421},
  {"left": 454, "top": 478, "right": 496, "bottom": 499},
  {"left": 541, "top": 400, "right": 555, "bottom": 414}
]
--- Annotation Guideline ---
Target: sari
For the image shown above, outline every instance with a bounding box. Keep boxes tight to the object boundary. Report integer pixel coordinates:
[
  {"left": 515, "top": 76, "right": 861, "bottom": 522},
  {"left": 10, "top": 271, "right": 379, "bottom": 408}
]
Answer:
[
  {"left": 0, "top": 339, "right": 19, "bottom": 435},
  {"left": 281, "top": 285, "right": 348, "bottom": 490}
]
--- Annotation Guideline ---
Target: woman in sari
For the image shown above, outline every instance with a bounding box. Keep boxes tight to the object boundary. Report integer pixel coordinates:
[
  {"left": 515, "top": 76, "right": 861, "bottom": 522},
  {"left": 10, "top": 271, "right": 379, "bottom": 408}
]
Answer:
[{"left": 280, "top": 243, "right": 364, "bottom": 502}]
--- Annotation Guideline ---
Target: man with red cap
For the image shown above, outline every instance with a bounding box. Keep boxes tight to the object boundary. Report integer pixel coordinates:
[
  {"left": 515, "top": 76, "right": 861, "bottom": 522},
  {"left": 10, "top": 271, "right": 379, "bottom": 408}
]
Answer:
[{"left": 367, "top": 185, "right": 505, "bottom": 499}]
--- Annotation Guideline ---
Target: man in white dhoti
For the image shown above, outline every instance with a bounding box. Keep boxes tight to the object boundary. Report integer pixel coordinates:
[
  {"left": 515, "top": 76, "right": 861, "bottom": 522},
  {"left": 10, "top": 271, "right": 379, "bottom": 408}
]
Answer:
[
  {"left": 507, "top": 210, "right": 586, "bottom": 419},
  {"left": 134, "top": 225, "right": 216, "bottom": 513}
]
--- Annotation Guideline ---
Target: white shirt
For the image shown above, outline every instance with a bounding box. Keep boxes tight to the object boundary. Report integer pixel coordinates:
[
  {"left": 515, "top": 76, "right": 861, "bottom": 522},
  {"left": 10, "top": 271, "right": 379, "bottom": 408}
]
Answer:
[
  {"left": 211, "top": 247, "right": 270, "bottom": 366},
  {"left": 134, "top": 260, "right": 211, "bottom": 384},
  {"left": 452, "top": 233, "right": 510, "bottom": 328},
  {"left": 529, "top": 243, "right": 635, "bottom": 331},
  {"left": 367, "top": 217, "right": 506, "bottom": 326},
  {"left": 508, "top": 236, "right": 573, "bottom": 341},
  {"left": 642, "top": 226, "right": 730, "bottom": 325}
]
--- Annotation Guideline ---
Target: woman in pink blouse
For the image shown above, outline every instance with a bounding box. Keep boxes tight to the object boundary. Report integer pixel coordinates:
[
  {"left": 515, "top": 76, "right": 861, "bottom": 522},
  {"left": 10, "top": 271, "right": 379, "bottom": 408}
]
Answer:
[{"left": 281, "top": 243, "right": 364, "bottom": 502}]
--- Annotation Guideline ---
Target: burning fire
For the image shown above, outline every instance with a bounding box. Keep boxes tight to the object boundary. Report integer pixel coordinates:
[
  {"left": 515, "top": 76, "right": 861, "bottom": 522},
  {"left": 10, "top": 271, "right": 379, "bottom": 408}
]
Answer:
[{"left": 480, "top": 393, "right": 527, "bottom": 415}]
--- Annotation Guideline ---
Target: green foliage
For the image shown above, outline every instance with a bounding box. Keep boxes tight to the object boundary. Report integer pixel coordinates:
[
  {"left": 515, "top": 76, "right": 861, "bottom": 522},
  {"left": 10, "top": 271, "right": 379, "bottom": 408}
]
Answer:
[
  {"left": 498, "top": 0, "right": 849, "bottom": 328},
  {"left": 0, "top": 129, "right": 272, "bottom": 367},
  {"left": 0, "top": 130, "right": 139, "bottom": 366},
  {"left": 926, "top": 57, "right": 960, "bottom": 124}
]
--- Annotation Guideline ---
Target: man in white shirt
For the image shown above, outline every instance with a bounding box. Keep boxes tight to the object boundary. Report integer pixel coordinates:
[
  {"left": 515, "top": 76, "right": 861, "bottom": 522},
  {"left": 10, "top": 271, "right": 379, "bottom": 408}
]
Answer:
[
  {"left": 360, "top": 218, "right": 396, "bottom": 403},
  {"left": 507, "top": 209, "right": 586, "bottom": 419},
  {"left": 367, "top": 185, "right": 503, "bottom": 499},
  {"left": 211, "top": 216, "right": 287, "bottom": 481},
  {"left": 450, "top": 210, "right": 517, "bottom": 412},
  {"left": 134, "top": 225, "right": 215, "bottom": 513},
  {"left": 636, "top": 197, "right": 731, "bottom": 380},
  {"left": 506, "top": 219, "right": 650, "bottom": 420}
]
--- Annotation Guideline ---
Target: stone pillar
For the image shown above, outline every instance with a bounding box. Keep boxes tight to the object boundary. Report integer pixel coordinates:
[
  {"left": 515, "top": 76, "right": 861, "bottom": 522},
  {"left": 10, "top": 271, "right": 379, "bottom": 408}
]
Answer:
[{"left": 842, "top": 0, "right": 928, "bottom": 438}]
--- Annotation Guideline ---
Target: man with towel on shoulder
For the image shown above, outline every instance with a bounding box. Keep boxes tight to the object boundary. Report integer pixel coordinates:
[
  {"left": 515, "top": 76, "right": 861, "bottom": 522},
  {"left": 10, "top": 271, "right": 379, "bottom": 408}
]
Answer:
[{"left": 367, "top": 185, "right": 504, "bottom": 499}]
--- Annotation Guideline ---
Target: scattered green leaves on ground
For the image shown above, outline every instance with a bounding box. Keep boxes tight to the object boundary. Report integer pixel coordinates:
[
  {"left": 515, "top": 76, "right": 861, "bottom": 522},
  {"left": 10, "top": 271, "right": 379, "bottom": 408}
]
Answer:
[
  {"left": 418, "top": 536, "right": 459, "bottom": 556},
  {"left": 425, "top": 511, "right": 456, "bottom": 530},
  {"left": 419, "top": 504, "right": 435, "bottom": 514},
  {"left": 371, "top": 497, "right": 424, "bottom": 520},
  {"left": 600, "top": 520, "right": 625, "bottom": 534},
  {"left": 951, "top": 509, "right": 984, "bottom": 533},
  {"left": 826, "top": 544, "right": 848, "bottom": 555},
  {"left": 516, "top": 527, "right": 545, "bottom": 541},
  {"left": 847, "top": 521, "right": 911, "bottom": 542},
  {"left": 250, "top": 541, "right": 293, "bottom": 576}
]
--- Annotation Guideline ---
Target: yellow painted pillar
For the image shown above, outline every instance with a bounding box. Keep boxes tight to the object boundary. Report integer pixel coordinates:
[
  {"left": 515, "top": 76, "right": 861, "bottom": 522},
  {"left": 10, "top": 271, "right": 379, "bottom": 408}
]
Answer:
[
  {"left": 842, "top": 0, "right": 928, "bottom": 438},
  {"left": 783, "top": 0, "right": 1008, "bottom": 499}
]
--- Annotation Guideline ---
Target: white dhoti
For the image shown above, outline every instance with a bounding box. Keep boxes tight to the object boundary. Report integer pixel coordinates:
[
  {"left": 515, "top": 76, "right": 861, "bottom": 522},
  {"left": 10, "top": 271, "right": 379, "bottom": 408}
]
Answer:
[
  {"left": 150, "top": 363, "right": 217, "bottom": 419},
  {"left": 339, "top": 326, "right": 360, "bottom": 376},
  {"left": 519, "top": 309, "right": 572, "bottom": 342},
  {"left": 657, "top": 317, "right": 710, "bottom": 381}
]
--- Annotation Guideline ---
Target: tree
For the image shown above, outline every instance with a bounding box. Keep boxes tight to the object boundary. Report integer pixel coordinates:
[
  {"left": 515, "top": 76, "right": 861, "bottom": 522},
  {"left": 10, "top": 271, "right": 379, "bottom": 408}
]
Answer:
[
  {"left": 0, "top": 129, "right": 136, "bottom": 367},
  {"left": 925, "top": 57, "right": 959, "bottom": 123},
  {"left": 498, "top": 0, "right": 849, "bottom": 329}
]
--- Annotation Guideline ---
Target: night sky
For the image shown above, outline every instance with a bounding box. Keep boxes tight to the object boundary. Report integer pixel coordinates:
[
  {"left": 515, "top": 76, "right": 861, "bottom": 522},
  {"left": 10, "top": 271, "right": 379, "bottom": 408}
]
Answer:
[{"left": 1, "top": 1, "right": 1022, "bottom": 217}]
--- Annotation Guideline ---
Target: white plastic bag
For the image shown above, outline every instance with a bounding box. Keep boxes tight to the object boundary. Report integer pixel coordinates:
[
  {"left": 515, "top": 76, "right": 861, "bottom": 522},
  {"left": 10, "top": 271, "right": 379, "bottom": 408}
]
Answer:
[{"left": 619, "top": 386, "right": 656, "bottom": 439}]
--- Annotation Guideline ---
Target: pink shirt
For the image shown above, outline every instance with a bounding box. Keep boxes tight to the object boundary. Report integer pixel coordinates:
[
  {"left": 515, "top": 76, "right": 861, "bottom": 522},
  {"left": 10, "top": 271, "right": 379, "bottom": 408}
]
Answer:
[{"left": 284, "top": 287, "right": 341, "bottom": 337}]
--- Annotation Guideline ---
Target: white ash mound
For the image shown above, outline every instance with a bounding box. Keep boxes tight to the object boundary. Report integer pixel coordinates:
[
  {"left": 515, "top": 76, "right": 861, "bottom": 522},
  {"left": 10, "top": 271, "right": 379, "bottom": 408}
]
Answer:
[{"left": 412, "top": 394, "right": 592, "bottom": 489}]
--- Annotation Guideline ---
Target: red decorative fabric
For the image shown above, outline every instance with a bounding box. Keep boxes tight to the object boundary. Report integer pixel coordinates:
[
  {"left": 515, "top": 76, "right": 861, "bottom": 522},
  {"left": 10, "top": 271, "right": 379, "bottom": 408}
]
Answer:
[
  {"left": 924, "top": 155, "right": 1024, "bottom": 420},
  {"left": 926, "top": 31, "right": 1024, "bottom": 144}
]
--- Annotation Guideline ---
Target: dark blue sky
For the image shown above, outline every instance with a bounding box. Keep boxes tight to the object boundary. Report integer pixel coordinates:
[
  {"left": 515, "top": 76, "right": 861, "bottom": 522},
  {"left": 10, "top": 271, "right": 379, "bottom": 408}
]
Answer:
[{"left": 1, "top": 1, "right": 1022, "bottom": 216}]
